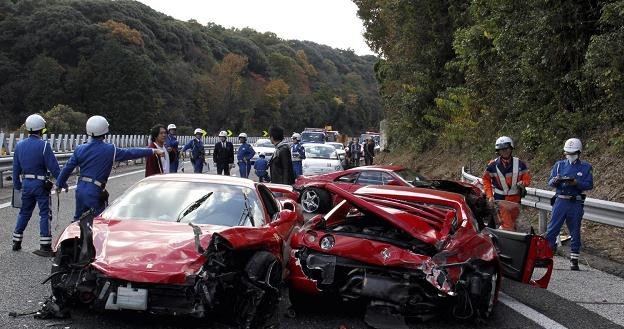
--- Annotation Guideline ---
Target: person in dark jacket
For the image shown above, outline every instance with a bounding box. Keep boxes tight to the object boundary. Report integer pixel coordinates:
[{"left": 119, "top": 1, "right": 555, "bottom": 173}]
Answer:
[
  {"left": 269, "top": 126, "right": 295, "bottom": 185},
  {"left": 364, "top": 138, "right": 375, "bottom": 166},
  {"left": 146, "top": 124, "right": 169, "bottom": 177},
  {"left": 213, "top": 130, "right": 234, "bottom": 175},
  {"left": 165, "top": 124, "right": 179, "bottom": 173}
]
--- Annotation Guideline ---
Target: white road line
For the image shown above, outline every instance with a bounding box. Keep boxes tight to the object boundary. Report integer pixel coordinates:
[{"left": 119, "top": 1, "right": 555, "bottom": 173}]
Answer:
[
  {"left": 0, "top": 169, "right": 146, "bottom": 210},
  {"left": 499, "top": 292, "right": 568, "bottom": 329}
]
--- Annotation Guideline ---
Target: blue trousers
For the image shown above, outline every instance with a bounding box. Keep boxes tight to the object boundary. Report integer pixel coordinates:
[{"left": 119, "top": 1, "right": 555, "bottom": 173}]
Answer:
[
  {"left": 192, "top": 159, "right": 204, "bottom": 173},
  {"left": 255, "top": 170, "right": 269, "bottom": 182},
  {"left": 239, "top": 162, "right": 251, "bottom": 178},
  {"left": 546, "top": 199, "right": 584, "bottom": 254},
  {"left": 73, "top": 182, "right": 105, "bottom": 222},
  {"left": 14, "top": 182, "right": 52, "bottom": 241},
  {"left": 170, "top": 158, "right": 179, "bottom": 173},
  {"left": 292, "top": 161, "right": 303, "bottom": 177}
]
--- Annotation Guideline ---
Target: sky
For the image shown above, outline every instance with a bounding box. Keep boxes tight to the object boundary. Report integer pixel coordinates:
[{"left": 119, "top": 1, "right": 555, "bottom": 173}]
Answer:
[{"left": 136, "top": 0, "right": 376, "bottom": 56}]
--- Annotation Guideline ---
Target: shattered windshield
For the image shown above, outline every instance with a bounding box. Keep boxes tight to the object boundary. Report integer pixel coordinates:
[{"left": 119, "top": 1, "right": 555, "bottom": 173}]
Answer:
[{"left": 101, "top": 181, "right": 265, "bottom": 226}]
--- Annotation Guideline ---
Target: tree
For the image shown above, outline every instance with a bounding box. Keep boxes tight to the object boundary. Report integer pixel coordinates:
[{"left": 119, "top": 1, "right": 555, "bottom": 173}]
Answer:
[{"left": 43, "top": 104, "right": 87, "bottom": 133}]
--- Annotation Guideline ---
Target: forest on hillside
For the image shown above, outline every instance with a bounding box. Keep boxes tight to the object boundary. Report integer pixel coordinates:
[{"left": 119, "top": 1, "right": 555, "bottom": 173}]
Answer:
[
  {"left": 0, "top": 0, "right": 382, "bottom": 135},
  {"left": 354, "top": 0, "right": 624, "bottom": 164}
]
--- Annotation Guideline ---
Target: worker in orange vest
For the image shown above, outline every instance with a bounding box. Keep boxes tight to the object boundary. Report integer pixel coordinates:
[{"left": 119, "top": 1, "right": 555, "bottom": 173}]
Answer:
[{"left": 482, "top": 136, "right": 531, "bottom": 231}]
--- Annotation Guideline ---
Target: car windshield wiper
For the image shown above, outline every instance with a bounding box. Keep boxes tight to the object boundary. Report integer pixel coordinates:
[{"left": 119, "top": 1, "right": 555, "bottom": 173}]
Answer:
[
  {"left": 238, "top": 191, "right": 255, "bottom": 226},
  {"left": 176, "top": 192, "right": 213, "bottom": 223}
]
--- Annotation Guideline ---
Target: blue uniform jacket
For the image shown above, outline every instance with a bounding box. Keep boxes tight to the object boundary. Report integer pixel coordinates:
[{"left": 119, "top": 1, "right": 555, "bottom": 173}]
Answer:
[
  {"left": 548, "top": 159, "right": 593, "bottom": 196},
  {"left": 57, "top": 139, "right": 154, "bottom": 188},
  {"left": 12, "top": 135, "right": 61, "bottom": 190},
  {"left": 237, "top": 143, "right": 255, "bottom": 162},
  {"left": 182, "top": 138, "right": 204, "bottom": 160},
  {"left": 254, "top": 158, "right": 269, "bottom": 173},
  {"left": 165, "top": 134, "right": 179, "bottom": 160},
  {"left": 291, "top": 143, "right": 306, "bottom": 161}
]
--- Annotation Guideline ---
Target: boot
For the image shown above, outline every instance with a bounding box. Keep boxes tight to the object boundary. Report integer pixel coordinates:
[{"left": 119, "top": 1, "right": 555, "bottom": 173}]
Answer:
[
  {"left": 33, "top": 244, "right": 54, "bottom": 257},
  {"left": 570, "top": 258, "right": 579, "bottom": 271},
  {"left": 12, "top": 241, "right": 21, "bottom": 251}
]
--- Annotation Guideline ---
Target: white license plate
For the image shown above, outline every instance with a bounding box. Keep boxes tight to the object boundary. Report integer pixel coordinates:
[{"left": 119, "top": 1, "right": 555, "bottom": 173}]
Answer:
[{"left": 115, "top": 286, "right": 148, "bottom": 310}]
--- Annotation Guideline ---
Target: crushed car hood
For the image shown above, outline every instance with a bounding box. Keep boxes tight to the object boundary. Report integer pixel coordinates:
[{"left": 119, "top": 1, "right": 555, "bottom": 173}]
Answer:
[{"left": 56, "top": 219, "right": 227, "bottom": 284}]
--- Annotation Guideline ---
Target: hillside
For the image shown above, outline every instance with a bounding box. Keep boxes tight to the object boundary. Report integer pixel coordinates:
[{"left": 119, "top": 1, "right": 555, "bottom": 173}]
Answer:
[{"left": 0, "top": 0, "right": 381, "bottom": 135}]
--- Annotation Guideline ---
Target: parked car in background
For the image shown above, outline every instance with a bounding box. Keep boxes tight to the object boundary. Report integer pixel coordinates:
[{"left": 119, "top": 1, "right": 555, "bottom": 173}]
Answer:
[
  {"left": 250, "top": 138, "right": 275, "bottom": 164},
  {"left": 287, "top": 184, "right": 553, "bottom": 326},
  {"left": 301, "top": 130, "right": 326, "bottom": 144},
  {"left": 326, "top": 142, "right": 347, "bottom": 169},
  {"left": 301, "top": 144, "right": 342, "bottom": 177},
  {"left": 46, "top": 174, "right": 303, "bottom": 328}
]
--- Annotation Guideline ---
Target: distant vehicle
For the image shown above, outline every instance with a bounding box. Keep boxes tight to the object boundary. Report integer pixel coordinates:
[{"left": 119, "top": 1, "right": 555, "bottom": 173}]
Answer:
[
  {"left": 301, "top": 144, "right": 342, "bottom": 176},
  {"left": 301, "top": 130, "right": 326, "bottom": 144},
  {"left": 325, "top": 130, "right": 340, "bottom": 142},
  {"left": 326, "top": 142, "right": 347, "bottom": 169},
  {"left": 250, "top": 138, "right": 275, "bottom": 164},
  {"left": 360, "top": 132, "right": 381, "bottom": 152}
]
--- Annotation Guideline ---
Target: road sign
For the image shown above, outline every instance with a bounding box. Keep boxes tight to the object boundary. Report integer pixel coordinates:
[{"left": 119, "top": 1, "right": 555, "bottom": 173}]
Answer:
[
  {"left": 262, "top": 130, "right": 268, "bottom": 137},
  {"left": 227, "top": 129, "right": 233, "bottom": 137}
]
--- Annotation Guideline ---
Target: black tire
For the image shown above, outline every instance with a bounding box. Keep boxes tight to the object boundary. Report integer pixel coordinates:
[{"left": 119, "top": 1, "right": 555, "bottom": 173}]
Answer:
[
  {"left": 474, "top": 264, "right": 500, "bottom": 319},
  {"left": 242, "top": 251, "right": 282, "bottom": 329},
  {"left": 300, "top": 187, "right": 331, "bottom": 214}
]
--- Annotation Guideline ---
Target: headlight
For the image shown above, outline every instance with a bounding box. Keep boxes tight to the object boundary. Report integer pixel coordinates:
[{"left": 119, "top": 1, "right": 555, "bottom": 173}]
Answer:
[{"left": 320, "top": 235, "right": 335, "bottom": 250}]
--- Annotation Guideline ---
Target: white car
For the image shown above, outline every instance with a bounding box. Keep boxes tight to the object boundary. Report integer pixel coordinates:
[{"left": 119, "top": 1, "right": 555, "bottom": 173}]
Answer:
[
  {"left": 302, "top": 144, "right": 342, "bottom": 176},
  {"left": 250, "top": 138, "right": 275, "bottom": 164},
  {"left": 326, "top": 142, "right": 348, "bottom": 169}
]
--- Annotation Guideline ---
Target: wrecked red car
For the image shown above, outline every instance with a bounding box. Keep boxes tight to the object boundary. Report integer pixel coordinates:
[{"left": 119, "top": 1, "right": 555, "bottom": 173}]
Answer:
[
  {"left": 45, "top": 174, "right": 303, "bottom": 328},
  {"left": 294, "top": 165, "right": 426, "bottom": 213},
  {"left": 287, "top": 184, "right": 553, "bottom": 327}
]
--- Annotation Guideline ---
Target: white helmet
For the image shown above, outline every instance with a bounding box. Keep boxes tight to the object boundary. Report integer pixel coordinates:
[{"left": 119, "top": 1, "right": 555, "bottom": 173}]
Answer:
[
  {"left": 194, "top": 128, "right": 203, "bottom": 135},
  {"left": 563, "top": 138, "right": 582, "bottom": 153},
  {"left": 495, "top": 136, "right": 514, "bottom": 150},
  {"left": 86, "top": 115, "right": 109, "bottom": 136},
  {"left": 219, "top": 130, "right": 227, "bottom": 137},
  {"left": 25, "top": 114, "right": 46, "bottom": 132},
  {"left": 292, "top": 133, "right": 301, "bottom": 140},
  {"left": 167, "top": 124, "right": 176, "bottom": 131},
  {"left": 238, "top": 133, "right": 247, "bottom": 138}
]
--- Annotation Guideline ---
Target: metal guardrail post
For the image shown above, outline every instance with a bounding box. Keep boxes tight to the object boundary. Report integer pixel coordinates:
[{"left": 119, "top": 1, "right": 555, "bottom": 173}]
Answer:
[{"left": 538, "top": 210, "right": 547, "bottom": 234}]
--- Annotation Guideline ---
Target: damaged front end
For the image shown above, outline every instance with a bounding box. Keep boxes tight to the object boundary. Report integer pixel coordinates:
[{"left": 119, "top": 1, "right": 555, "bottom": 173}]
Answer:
[{"left": 42, "top": 212, "right": 281, "bottom": 329}]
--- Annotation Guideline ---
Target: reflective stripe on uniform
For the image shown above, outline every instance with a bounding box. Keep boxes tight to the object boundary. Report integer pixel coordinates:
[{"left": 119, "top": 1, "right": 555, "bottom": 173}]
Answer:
[
  {"left": 570, "top": 253, "right": 580, "bottom": 259},
  {"left": 40, "top": 236, "right": 52, "bottom": 245},
  {"left": 12, "top": 233, "right": 23, "bottom": 242},
  {"left": 494, "top": 157, "right": 520, "bottom": 196},
  {"left": 80, "top": 176, "right": 105, "bottom": 187},
  {"left": 21, "top": 174, "right": 47, "bottom": 180}
]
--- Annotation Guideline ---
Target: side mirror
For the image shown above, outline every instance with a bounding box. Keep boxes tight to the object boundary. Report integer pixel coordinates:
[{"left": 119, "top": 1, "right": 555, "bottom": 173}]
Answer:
[{"left": 269, "top": 209, "right": 297, "bottom": 227}]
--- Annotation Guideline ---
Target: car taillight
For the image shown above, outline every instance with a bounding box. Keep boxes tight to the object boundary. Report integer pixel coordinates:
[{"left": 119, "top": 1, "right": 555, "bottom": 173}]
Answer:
[{"left": 305, "top": 230, "right": 318, "bottom": 244}]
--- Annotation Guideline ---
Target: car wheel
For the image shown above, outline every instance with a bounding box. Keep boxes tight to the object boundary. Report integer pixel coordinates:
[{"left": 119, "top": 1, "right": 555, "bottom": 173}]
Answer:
[
  {"left": 475, "top": 264, "right": 500, "bottom": 319},
  {"left": 242, "top": 251, "right": 282, "bottom": 328},
  {"left": 300, "top": 188, "right": 330, "bottom": 214}
]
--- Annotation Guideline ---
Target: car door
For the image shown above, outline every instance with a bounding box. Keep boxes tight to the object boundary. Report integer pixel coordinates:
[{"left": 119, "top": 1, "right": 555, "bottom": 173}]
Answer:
[{"left": 485, "top": 227, "right": 554, "bottom": 288}]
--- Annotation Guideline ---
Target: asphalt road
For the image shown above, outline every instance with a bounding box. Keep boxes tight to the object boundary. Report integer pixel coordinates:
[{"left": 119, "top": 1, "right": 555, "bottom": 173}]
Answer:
[{"left": 0, "top": 162, "right": 622, "bottom": 329}]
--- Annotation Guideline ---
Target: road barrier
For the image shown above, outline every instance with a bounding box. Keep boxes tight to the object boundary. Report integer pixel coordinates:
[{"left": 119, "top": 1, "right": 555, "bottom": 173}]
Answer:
[
  {"left": 460, "top": 167, "right": 624, "bottom": 231},
  {"left": 0, "top": 133, "right": 263, "bottom": 187}
]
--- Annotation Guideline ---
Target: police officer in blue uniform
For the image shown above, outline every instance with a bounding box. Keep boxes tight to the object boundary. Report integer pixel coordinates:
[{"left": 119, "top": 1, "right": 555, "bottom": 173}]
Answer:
[
  {"left": 182, "top": 128, "right": 206, "bottom": 173},
  {"left": 253, "top": 152, "right": 270, "bottom": 182},
  {"left": 545, "top": 138, "right": 593, "bottom": 271},
  {"left": 237, "top": 133, "right": 255, "bottom": 178},
  {"left": 55, "top": 116, "right": 163, "bottom": 222},
  {"left": 11, "top": 114, "right": 61, "bottom": 256},
  {"left": 165, "top": 124, "right": 179, "bottom": 173},
  {"left": 290, "top": 133, "right": 306, "bottom": 177}
]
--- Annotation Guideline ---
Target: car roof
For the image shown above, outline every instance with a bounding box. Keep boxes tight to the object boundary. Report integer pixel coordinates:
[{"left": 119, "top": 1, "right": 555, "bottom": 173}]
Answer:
[
  {"left": 348, "top": 165, "right": 405, "bottom": 172},
  {"left": 141, "top": 173, "right": 257, "bottom": 189},
  {"left": 255, "top": 138, "right": 271, "bottom": 143}
]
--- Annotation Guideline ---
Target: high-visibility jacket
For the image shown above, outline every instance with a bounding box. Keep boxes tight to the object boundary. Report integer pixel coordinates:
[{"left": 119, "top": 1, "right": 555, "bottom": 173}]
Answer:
[{"left": 482, "top": 156, "right": 531, "bottom": 203}]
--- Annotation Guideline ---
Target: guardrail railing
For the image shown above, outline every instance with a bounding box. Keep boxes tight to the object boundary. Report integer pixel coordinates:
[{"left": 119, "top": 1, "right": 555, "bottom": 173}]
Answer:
[{"left": 460, "top": 167, "right": 624, "bottom": 231}]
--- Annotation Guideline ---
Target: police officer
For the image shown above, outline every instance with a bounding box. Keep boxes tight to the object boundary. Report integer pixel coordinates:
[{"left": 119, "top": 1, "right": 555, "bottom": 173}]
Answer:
[
  {"left": 237, "top": 133, "right": 255, "bottom": 178},
  {"left": 55, "top": 116, "right": 163, "bottom": 223},
  {"left": 545, "top": 138, "right": 593, "bottom": 271},
  {"left": 165, "top": 124, "right": 179, "bottom": 173},
  {"left": 291, "top": 133, "right": 306, "bottom": 177},
  {"left": 482, "top": 136, "right": 531, "bottom": 231},
  {"left": 254, "top": 152, "right": 270, "bottom": 182},
  {"left": 214, "top": 130, "right": 234, "bottom": 175},
  {"left": 11, "top": 114, "right": 61, "bottom": 256},
  {"left": 182, "top": 128, "right": 205, "bottom": 173}
]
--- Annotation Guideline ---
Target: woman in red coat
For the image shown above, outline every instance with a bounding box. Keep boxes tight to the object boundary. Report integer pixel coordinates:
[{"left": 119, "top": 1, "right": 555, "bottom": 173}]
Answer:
[{"left": 146, "top": 124, "right": 170, "bottom": 177}]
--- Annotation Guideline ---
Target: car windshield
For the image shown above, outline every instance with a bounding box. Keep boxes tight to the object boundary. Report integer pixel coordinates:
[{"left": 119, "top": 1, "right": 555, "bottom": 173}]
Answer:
[
  {"left": 255, "top": 140, "right": 274, "bottom": 148},
  {"left": 395, "top": 169, "right": 427, "bottom": 184},
  {"left": 101, "top": 181, "right": 265, "bottom": 226},
  {"left": 301, "top": 132, "right": 325, "bottom": 143},
  {"left": 328, "top": 143, "right": 344, "bottom": 150},
  {"left": 305, "top": 145, "right": 338, "bottom": 159}
]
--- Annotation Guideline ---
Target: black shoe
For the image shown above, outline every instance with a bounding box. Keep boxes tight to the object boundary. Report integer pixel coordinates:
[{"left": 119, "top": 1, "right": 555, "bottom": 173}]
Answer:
[
  {"left": 12, "top": 241, "right": 21, "bottom": 251},
  {"left": 33, "top": 245, "right": 54, "bottom": 257},
  {"left": 570, "top": 258, "right": 579, "bottom": 271}
]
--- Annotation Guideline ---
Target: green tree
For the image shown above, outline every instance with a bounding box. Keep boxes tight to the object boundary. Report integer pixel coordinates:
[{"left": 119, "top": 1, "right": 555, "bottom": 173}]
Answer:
[{"left": 43, "top": 104, "right": 87, "bottom": 133}]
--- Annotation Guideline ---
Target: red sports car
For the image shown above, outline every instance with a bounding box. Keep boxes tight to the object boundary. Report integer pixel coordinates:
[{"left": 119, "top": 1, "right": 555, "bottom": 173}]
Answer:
[
  {"left": 288, "top": 184, "right": 553, "bottom": 326},
  {"left": 44, "top": 174, "right": 303, "bottom": 328},
  {"left": 294, "top": 165, "right": 424, "bottom": 213}
]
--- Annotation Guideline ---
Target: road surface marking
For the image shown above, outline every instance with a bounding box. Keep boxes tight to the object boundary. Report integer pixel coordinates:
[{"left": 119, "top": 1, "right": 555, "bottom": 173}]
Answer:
[{"left": 499, "top": 292, "right": 568, "bottom": 329}]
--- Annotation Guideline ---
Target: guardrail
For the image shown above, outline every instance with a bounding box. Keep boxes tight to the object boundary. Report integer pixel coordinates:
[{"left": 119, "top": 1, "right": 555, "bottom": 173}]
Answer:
[
  {"left": 0, "top": 133, "right": 263, "bottom": 187},
  {"left": 460, "top": 167, "right": 624, "bottom": 231}
]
